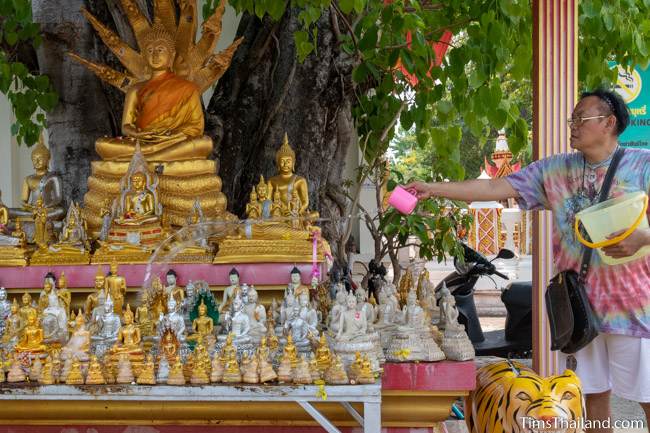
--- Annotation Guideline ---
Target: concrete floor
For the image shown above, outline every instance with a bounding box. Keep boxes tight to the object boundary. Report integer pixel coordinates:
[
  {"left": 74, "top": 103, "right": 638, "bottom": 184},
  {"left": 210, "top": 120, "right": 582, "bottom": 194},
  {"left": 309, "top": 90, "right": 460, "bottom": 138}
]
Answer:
[{"left": 442, "top": 317, "right": 649, "bottom": 433}]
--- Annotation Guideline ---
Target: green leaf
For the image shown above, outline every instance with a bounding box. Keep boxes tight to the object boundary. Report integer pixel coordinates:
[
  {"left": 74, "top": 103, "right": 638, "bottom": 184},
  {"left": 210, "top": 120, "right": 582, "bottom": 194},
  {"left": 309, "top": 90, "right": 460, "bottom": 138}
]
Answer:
[
  {"left": 5, "top": 31, "right": 18, "bottom": 46},
  {"left": 353, "top": 0, "right": 366, "bottom": 14},
  {"left": 339, "top": 0, "right": 354, "bottom": 14},
  {"left": 352, "top": 63, "right": 369, "bottom": 83},
  {"left": 359, "top": 25, "right": 378, "bottom": 52},
  {"left": 437, "top": 100, "right": 453, "bottom": 115},
  {"left": 267, "top": 1, "right": 286, "bottom": 20}
]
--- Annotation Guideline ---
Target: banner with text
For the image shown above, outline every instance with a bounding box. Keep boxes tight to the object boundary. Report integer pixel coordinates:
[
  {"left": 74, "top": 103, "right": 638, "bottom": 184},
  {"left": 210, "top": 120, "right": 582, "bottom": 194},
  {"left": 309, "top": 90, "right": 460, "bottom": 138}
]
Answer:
[{"left": 614, "top": 64, "right": 650, "bottom": 149}]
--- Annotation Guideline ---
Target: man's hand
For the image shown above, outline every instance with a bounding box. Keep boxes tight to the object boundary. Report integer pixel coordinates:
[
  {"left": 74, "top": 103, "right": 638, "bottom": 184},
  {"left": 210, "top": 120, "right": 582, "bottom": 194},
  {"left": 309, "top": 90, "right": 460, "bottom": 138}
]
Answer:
[
  {"left": 402, "top": 181, "right": 436, "bottom": 200},
  {"left": 601, "top": 228, "right": 650, "bottom": 258}
]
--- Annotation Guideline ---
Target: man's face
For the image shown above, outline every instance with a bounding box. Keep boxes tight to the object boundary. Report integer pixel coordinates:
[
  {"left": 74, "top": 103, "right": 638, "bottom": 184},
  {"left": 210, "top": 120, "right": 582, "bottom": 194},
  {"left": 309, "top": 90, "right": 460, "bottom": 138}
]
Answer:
[{"left": 569, "top": 96, "right": 615, "bottom": 151}]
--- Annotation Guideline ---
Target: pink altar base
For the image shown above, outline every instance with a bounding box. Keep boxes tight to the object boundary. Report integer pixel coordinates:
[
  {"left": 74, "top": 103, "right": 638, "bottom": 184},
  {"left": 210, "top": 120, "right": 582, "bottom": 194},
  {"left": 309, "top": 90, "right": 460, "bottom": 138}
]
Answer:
[{"left": 0, "top": 262, "right": 322, "bottom": 288}]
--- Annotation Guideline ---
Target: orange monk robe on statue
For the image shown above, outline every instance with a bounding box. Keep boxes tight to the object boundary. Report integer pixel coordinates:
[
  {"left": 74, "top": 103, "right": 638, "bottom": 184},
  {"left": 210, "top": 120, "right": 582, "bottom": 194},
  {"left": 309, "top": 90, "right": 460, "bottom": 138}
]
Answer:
[{"left": 96, "top": 71, "right": 209, "bottom": 162}]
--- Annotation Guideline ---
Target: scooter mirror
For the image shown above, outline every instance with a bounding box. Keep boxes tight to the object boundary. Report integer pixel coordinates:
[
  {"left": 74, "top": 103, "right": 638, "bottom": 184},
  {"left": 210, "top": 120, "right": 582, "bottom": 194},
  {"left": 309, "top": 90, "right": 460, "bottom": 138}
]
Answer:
[{"left": 494, "top": 249, "right": 515, "bottom": 260}]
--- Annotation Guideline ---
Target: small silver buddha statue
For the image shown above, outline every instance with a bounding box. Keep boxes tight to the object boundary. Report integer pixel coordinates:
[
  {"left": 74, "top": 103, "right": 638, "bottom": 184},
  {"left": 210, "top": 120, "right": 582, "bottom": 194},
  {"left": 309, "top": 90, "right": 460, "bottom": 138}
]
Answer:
[{"left": 91, "top": 294, "right": 121, "bottom": 357}]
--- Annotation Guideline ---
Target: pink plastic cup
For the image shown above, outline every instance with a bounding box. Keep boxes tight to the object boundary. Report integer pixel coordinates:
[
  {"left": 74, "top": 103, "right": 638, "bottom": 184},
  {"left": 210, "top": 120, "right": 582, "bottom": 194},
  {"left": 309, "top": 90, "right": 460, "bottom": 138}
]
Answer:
[{"left": 388, "top": 185, "right": 419, "bottom": 214}]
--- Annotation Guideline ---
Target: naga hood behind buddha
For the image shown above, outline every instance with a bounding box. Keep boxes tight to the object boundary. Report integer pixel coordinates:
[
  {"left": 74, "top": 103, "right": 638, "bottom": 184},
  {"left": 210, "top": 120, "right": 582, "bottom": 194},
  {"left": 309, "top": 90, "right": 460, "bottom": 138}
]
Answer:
[{"left": 69, "top": 0, "right": 243, "bottom": 231}]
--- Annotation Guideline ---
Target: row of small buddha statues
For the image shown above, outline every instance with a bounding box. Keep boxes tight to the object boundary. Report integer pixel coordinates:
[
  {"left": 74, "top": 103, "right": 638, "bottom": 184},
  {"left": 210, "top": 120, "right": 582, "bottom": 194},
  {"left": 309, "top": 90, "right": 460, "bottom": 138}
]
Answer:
[
  {"left": 0, "top": 261, "right": 473, "bottom": 388},
  {"left": 0, "top": 132, "right": 327, "bottom": 266}
]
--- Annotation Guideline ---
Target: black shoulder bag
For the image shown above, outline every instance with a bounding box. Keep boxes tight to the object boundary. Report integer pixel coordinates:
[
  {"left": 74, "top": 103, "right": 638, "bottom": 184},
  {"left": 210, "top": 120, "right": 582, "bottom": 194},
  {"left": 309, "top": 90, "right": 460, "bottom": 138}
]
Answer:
[{"left": 545, "top": 147, "right": 625, "bottom": 354}]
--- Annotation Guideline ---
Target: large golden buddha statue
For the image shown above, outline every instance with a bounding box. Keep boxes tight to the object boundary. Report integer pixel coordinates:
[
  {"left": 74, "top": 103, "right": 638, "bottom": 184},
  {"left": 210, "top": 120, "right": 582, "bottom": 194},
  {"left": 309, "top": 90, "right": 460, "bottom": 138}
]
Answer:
[{"left": 70, "top": 0, "right": 242, "bottom": 231}]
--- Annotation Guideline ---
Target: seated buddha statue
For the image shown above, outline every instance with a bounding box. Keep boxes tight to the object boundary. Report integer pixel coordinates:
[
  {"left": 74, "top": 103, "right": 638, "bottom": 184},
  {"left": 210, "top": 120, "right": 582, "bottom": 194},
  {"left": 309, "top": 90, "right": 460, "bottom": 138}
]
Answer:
[
  {"left": 31, "top": 202, "right": 91, "bottom": 264},
  {"left": 267, "top": 134, "right": 319, "bottom": 223},
  {"left": 187, "top": 300, "right": 215, "bottom": 347},
  {"left": 94, "top": 154, "right": 164, "bottom": 257},
  {"left": 116, "top": 171, "right": 158, "bottom": 226},
  {"left": 15, "top": 311, "right": 47, "bottom": 354},
  {"left": 245, "top": 188, "right": 262, "bottom": 220},
  {"left": 9, "top": 137, "right": 65, "bottom": 237},
  {"left": 108, "top": 304, "right": 145, "bottom": 366},
  {"left": 71, "top": 1, "right": 242, "bottom": 230}
]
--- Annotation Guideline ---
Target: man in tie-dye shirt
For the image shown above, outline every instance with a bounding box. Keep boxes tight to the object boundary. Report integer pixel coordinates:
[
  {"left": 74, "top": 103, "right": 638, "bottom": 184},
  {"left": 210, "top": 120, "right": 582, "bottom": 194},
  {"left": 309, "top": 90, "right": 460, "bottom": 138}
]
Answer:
[{"left": 406, "top": 89, "right": 650, "bottom": 431}]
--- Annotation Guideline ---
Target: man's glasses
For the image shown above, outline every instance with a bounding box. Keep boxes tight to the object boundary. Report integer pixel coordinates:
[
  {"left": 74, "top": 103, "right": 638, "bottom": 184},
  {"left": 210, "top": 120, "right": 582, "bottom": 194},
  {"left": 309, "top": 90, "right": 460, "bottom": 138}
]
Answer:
[{"left": 566, "top": 115, "right": 608, "bottom": 127}]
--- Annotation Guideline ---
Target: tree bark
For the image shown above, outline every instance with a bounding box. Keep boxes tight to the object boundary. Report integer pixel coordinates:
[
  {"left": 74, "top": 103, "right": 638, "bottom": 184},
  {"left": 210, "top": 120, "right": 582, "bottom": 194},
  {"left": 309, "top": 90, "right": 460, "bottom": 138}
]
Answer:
[
  {"left": 206, "top": 8, "right": 356, "bottom": 262},
  {"left": 32, "top": 0, "right": 113, "bottom": 205}
]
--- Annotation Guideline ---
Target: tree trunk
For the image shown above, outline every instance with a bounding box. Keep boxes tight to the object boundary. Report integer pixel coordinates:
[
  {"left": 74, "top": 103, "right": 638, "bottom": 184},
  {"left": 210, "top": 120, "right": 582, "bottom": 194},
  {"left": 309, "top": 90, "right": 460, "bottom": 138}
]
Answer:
[
  {"left": 206, "top": 8, "right": 356, "bottom": 262},
  {"left": 32, "top": 0, "right": 112, "bottom": 205}
]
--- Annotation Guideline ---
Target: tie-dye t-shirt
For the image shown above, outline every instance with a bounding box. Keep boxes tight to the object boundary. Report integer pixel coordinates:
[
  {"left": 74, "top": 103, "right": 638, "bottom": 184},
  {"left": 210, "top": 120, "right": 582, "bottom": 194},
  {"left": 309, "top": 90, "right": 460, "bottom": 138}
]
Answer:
[{"left": 506, "top": 148, "right": 650, "bottom": 338}]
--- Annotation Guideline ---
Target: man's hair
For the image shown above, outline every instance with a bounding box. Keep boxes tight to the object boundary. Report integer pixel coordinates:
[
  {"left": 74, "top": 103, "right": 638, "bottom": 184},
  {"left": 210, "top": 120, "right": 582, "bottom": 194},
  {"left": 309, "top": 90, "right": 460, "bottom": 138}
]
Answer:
[{"left": 580, "top": 88, "right": 630, "bottom": 136}]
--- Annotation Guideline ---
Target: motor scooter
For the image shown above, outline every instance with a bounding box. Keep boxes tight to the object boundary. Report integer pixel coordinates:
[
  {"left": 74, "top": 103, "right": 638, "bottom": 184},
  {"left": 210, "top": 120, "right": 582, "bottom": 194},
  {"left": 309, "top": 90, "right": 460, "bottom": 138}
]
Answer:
[{"left": 434, "top": 244, "right": 532, "bottom": 358}]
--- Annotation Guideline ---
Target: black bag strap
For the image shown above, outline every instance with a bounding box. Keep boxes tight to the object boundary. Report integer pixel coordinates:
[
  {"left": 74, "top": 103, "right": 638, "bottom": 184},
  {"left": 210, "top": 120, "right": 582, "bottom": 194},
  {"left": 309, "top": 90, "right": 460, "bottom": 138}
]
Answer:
[{"left": 578, "top": 146, "right": 626, "bottom": 282}]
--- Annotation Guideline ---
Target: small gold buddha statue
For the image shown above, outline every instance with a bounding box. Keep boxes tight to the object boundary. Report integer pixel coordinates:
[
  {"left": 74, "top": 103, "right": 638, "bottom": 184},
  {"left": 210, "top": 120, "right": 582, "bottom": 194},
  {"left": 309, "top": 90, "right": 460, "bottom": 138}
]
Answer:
[
  {"left": 270, "top": 189, "right": 283, "bottom": 218},
  {"left": 149, "top": 276, "right": 168, "bottom": 325},
  {"left": 38, "top": 356, "right": 55, "bottom": 385},
  {"left": 9, "top": 137, "right": 65, "bottom": 230},
  {"left": 105, "top": 262, "right": 127, "bottom": 315},
  {"left": 356, "top": 355, "right": 376, "bottom": 384},
  {"left": 315, "top": 333, "right": 332, "bottom": 373},
  {"left": 221, "top": 355, "right": 241, "bottom": 384},
  {"left": 159, "top": 328, "right": 180, "bottom": 365},
  {"left": 57, "top": 272, "right": 72, "bottom": 316},
  {"left": 135, "top": 292, "right": 154, "bottom": 337},
  {"left": 324, "top": 355, "right": 349, "bottom": 385},
  {"left": 282, "top": 334, "right": 299, "bottom": 369},
  {"left": 72, "top": 0, "right": 242, "bottom": 230},
  {"left": 116, "top": 353, "right": 135, "bottom": 384},
  {"left": 241, "top": 352, "right": 259, "bottom": 384},
  {"left": 348, "top": 352, "right": 364, "bottom": 383},
  {"left": 0, "top": 191, "right": 8, "bottom": 230},
  {"left": 136, "top": 354, "right": 156, "bottom": 385},
  {"left": 187, "top": 300, "right": 215, "bottom": 346},
  {"left": 118, "top": 172, "right": 157, "bottom": 226},
  {"left": 190, "top": 354, "right": 210, "bottom": 385},
  {"left": 277, "top": 352, "right": 293, "bottom": 383},
  {"left": 258, "top": 353, "right": 277, "bottom": 383},
  {"left": 15, "top": 310, "right": 47, "bottom": 354},
  {"left": 108, "top": 305, "right": 145, "bottom": 372},
  {"left": 11, "top": 220, "right": 27, "bottom": 247},
  {"left": 65, "top": 356, "right": 85, "bottom": 385},
  {"left": 308, "top": 356, "right": 321, "bottom": 382},
  {"left": 85, "top": 265, "right": 107, "bottom": 319},
  {"left": 210, "top": 352, "right": 225, "bottom": 383},
  {"left": 398, "top": 270, "right": 413, "bottom": 308},
  {"left": 245, "top": 188, "right": 262, "bottom": 220},
  {"left": 167, "top": 356, "right": 186, "bottom": 385},
  {"left": 18, "top": 292, "right": 37, "bottom": 326},
  {"left": 0, "top": 193, "right": 29, "bottom": 266},
  {"left": 7, "top": 354, "right": 26, "bottom": 383},
  {"left": 85, "top": 355, "right": 106, "bottom": 385},
  {"left": 32, "top": 197, "right": 51, "bottom": 250}
]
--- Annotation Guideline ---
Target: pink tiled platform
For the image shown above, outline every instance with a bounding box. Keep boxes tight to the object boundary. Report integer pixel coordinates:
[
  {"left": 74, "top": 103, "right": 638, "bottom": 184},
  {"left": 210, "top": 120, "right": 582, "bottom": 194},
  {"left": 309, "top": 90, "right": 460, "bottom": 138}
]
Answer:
[{"left": 0, "top": 262, "right": 320, "bottom": 288}]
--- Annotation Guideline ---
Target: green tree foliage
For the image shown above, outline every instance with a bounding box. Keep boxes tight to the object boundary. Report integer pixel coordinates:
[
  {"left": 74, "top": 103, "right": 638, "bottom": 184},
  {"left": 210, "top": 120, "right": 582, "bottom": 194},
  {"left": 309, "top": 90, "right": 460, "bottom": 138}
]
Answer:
[
  {"left": 0, "top": 0, "right": 59, "bottom": 146},
  {"left": 224, "top": 0, "right": 650, "bottom": 263}
]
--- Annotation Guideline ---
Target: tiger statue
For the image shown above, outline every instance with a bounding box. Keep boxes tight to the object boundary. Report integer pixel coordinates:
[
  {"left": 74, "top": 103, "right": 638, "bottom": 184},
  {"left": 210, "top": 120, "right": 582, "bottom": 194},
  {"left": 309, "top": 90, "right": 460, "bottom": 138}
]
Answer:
[{"left": 465, "top": 360, "right": 585, "bottom": 433}]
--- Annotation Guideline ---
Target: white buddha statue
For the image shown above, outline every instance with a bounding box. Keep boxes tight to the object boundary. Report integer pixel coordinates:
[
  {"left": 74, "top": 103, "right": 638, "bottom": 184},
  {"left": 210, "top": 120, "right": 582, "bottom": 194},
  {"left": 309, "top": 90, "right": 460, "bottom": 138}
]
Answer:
[
  {"left": 42, "top": 290, "right": 68, "bottom": 345},
  {"left": 243, "top": 286, "right": 267, "bottom": 341},
  {"left": 230, "top": 294, "right": 252, "bottom": 345}
]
